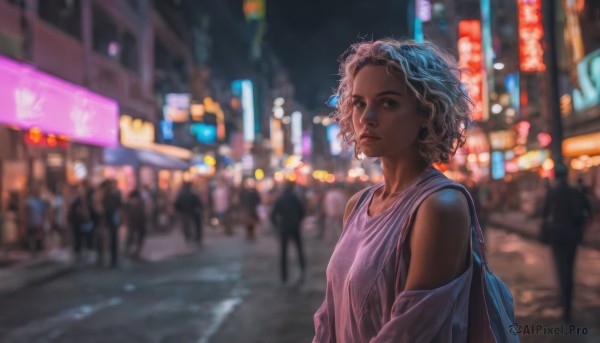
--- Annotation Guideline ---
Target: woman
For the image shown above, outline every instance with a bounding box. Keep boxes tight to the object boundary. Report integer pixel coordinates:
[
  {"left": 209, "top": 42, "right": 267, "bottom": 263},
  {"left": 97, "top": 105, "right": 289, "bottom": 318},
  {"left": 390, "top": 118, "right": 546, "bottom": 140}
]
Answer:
[{"left": 313, "top": 39, "right": 513, "bottom": 342}]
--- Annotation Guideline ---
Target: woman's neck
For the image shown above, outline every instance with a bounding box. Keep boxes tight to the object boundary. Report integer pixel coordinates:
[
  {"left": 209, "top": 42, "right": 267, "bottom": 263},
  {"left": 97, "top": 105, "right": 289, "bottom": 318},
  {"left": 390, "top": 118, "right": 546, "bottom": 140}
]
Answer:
[{"left": 379, "top": 157, "right": 429, "bottom": 199}]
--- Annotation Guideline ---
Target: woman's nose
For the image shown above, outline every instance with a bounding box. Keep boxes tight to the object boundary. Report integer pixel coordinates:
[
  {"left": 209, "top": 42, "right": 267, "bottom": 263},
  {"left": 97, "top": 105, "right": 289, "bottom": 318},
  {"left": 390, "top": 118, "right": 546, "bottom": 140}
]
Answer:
[{"left": 360, "top": 106, "right": 377, "bottom": 126}]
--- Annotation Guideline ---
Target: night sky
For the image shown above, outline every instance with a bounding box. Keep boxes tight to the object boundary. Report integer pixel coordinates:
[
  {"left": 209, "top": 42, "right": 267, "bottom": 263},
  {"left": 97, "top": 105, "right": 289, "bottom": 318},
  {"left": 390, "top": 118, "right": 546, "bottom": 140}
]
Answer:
[{"left": 266, "top": 0, "right": 409, "bottom": 110}]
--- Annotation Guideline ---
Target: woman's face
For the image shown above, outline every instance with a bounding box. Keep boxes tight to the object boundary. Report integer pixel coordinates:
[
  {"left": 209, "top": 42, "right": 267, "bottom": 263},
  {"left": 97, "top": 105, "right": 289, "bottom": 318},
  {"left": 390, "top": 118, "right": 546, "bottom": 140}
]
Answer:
[{"left": 351, "top": 64, "right": 425, "bottom": 160}]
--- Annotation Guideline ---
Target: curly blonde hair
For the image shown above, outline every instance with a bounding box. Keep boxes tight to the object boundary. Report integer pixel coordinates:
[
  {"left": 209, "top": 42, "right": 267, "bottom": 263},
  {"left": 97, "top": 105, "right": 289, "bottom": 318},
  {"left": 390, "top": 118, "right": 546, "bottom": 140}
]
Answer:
[{"left": 333, "top": 39, "right": 472, "bottom": 163}]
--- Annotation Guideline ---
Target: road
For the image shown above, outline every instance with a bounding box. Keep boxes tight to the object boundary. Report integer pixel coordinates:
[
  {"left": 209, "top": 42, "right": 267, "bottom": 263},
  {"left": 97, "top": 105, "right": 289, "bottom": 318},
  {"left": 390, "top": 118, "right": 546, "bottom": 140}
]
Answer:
[{"left": 0, "top": 223, "right": 599, "bottom": 343}]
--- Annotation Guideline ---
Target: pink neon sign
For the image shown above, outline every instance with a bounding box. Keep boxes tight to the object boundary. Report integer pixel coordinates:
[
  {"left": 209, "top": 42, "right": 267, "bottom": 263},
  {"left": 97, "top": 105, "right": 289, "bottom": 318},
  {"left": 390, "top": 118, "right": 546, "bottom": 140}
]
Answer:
[{"left": 0, "top": 55, "right": 119, "bottom": 147}]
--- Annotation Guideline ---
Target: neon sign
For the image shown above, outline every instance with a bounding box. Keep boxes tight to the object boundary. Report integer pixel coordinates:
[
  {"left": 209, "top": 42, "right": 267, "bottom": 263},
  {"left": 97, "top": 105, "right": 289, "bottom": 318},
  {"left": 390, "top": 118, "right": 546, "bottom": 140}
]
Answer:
[
  {"left": 458, "top": 20, "right": 484, "bottom": 121},
  {"left": 120, "top": 115, "right": 155, "bottom": 148},
  {"left": 163, "top": 93, "right": 190, "bottom": 122},
  {"left": 190, "top": 97, "right": 226, "bottom": 140},
  {"left": 23, "top": 128, "right": 69, "bottom": 148},
  {"left": 518, "top": 0, "right": 546, "bottom": 72},
  {"left": 0, "top": 55, "right": 118, "bottom": 147},
  {"left": 573, "top": 49, "right": 600, "bottom": 112}
]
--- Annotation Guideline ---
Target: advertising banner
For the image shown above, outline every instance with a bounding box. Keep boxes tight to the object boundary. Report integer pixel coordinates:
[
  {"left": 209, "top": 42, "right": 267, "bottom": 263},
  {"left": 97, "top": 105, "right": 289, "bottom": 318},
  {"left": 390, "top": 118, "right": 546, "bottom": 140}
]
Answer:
[{"left": 0, "top": 55, "right": 119, "bottom": 147}]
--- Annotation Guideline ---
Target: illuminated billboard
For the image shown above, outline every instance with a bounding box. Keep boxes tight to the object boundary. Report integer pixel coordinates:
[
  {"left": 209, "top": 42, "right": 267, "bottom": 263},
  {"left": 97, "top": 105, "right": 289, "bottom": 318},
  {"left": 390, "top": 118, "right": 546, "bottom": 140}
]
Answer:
[
  {"left": 190, "top": 97, "right": 226, "bottom": 140},
  {"left": 573, "top": 49, "right": 600, "bottom": 112},
  {"left": 327, "top": 123, "right": 342, "bottom": 156},
  {"left": 458, "top": 20, "right": 484, "bottom": 121},
  {"left": 491, "top": 151, "right": 505, "bottom": 180},
  {"left": 232, "top": 80, "right": 256, "bottom": 143},
  {"left": 0, "top": 55, "right": 119, "bottom": 147},
  {"left": 190, "top": 123, "right": 217, "bottom": 144},
  {"left": 163, "top": 93, "right": 190, "bottom": 122},
  {"left": 120, "top": 115, "right": 155, "bottom": 148},
  {"left": 518, "top": 0, "right": 546, "bottom": 72},
  {"left": 291, "top": 111, "right": 302, "bottom": 156}
]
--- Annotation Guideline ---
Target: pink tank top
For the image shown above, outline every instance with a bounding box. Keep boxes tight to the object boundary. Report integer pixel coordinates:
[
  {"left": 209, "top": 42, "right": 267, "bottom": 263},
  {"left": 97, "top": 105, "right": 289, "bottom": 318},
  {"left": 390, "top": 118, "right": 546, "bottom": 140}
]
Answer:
[{"left": 313, "top": 167, "right": 474, "bottom": 342}]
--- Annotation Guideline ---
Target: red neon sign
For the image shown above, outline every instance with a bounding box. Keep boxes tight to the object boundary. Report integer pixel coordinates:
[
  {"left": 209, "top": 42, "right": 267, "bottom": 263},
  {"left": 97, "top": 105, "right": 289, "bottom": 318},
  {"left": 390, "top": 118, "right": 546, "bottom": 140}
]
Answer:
[
  {"left": 24, "top": 128, "right": 69, "bottom": 148},
  {"left": 458, "top": 20, "right": 484, "bottom": 121},
  {"left": 518, "top": 0, "right": 546, "bottom": 72}
]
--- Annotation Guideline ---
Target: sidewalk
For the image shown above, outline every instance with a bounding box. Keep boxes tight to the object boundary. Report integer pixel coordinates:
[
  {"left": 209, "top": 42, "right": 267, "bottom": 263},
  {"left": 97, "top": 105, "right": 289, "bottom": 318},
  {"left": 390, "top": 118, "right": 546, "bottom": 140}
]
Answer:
[
  {"left": 488, "top": 211, "right": 600, "bottom": 250},
  {"left": 0, "top": 228, "right": 205, "bottom": 295},
  {"left": 0, "top": 248, "right": 73, "bottom": 294}
]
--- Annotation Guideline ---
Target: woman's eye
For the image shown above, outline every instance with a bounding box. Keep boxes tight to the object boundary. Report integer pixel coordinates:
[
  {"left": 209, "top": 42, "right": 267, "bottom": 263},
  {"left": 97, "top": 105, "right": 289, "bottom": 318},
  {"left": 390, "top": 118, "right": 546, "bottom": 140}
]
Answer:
[
  {"left": 352, "top": 101, "right": 365, "bottom": 109},
  {"left": 381, "top": 99, "right": 397, "bottom": 108}
]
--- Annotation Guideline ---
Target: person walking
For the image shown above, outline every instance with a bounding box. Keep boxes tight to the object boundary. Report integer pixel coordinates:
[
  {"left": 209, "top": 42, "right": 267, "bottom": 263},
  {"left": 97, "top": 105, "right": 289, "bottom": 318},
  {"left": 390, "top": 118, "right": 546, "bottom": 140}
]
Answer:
[
  {"left": 125, "top": 190, "right": 146, "bottom": 259},
  {"left": 174, "top": 182, "right": 203, "bottom": 244},
  {"left": 322, "top": 184, "right": 348, "bottom": 244},
  {"left": 102, "top": 179, "right": 122, "bottom": 268},
  {"left": 270, "top": 181, "right": 307, "bottom": 284},
  {"left": 24, "top": 185, "right": 48, "bottom": 255},
  {"left": 68, "top": 182, "right": 95, "bottom": 263},
  {"left": 239, "top": 178, "right": 261, "bottom": 240},
  {"left": 541, "top": 165, "right": 588, "bottom": 322},
  {"left": 212, "top": 179, "right": 232, "bottom": 235}
]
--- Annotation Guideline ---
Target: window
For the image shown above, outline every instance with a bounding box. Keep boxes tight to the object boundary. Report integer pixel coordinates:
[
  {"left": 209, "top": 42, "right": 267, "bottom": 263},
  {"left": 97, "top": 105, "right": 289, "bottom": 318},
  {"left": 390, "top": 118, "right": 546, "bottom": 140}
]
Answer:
[
  {"left": 92, "top": 6, "right": 118, "bottom": 59},
  {"left": 120, "top": 31, "right": 138, "bottom": 73},
  {"left": 154, "top": 38, "right": 170, "bottom": 71},
  {"left": 38, "top": 0, "right": 82, "bottom": 40},
  {"left": 173, "top": 57, "right": 187, "bottom": 84}
]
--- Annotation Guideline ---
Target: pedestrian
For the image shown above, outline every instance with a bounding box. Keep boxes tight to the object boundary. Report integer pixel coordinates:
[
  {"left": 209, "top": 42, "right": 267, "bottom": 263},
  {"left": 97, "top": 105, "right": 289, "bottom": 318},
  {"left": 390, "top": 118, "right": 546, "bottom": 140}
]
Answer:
[
  {"left": 313, "top": 39, "right": 515, "bottom": 342},
  {"left": 49, "top": 184, "right": 69, "bottom": 248},
  {"left": 154, "top": 187, "right": 170, "bottom": 230},
  {"left": 322, "top": 184, "right": 348, "bottom": 244},
  {"left": 239, "top": 178, "right": 261, "bottom": 240},
  {"left": 125, "top": 189, "right": 146, "bottom": 259},
  {"left": 140, "top": 185, "right": 154, "bottom": 233},
  {"left": 102, "top": 179, "right": 123, "bottom": 268},
  {"left": 24, "top": 185, "right": 48, "bottom": 254},
  {"left": 270, "top": 181, "right": 306, "bottom": 284},
  {"left": 68, "top": 182, "right": 95, "bottom": 263},
  {"left": 212, "top": 179, "right": 231, "bottom": 234},
  {"left": 540, "top": 165, "right": 588, "bottom": 322},
  {"left": 174, "top": 182, "right": 203, "bottom": 244},
  {"left": 576, "top": 177, "right": 593, "bottom": 224}
]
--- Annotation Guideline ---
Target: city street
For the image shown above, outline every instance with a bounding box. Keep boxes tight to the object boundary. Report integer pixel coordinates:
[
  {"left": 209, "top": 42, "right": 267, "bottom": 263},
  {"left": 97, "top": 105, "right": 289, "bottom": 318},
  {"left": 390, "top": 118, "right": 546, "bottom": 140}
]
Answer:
[{"left": 0, "top": 222, "right": 599, "bottom": 343}]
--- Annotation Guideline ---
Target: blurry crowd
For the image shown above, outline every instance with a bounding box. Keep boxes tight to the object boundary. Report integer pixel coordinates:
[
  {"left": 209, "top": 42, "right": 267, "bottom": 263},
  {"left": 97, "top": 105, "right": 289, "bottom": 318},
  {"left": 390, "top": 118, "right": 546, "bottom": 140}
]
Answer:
[
  {"left": 4, "top": 170, "right": 594, "bottom": 293},
  {"left": 0, "top": 176, "right": 366, "bottom": 272}
]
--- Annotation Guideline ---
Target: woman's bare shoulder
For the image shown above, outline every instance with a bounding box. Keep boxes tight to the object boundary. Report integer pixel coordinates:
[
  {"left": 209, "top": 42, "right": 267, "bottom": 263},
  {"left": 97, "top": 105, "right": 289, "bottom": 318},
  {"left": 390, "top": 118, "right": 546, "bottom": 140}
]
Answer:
[{"left": 405, "top": 188, "right": 471, "bottom": 291}]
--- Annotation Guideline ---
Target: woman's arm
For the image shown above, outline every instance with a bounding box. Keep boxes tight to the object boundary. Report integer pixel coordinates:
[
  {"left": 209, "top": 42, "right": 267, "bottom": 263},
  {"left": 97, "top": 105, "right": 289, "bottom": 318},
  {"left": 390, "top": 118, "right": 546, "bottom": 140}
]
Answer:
[{"left": 404, "top": 188, "right": 471, "bottom": 290}]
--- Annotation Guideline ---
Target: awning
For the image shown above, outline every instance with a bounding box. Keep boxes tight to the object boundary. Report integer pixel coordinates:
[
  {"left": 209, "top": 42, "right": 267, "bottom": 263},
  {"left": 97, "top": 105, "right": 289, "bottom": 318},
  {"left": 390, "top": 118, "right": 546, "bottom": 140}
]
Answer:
[
  {"left": 563, "top": 131, "right": 600, "bottom": 157},
  {"left": 103, "top": 146, "right": 190, "bottom": 170}
]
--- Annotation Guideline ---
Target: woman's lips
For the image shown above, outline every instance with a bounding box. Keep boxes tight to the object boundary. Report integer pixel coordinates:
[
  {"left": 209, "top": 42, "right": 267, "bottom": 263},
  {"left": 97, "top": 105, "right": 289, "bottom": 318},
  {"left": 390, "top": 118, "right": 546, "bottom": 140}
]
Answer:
[{"left": 360, "top": 135, "right": 381, "bottom": 143}]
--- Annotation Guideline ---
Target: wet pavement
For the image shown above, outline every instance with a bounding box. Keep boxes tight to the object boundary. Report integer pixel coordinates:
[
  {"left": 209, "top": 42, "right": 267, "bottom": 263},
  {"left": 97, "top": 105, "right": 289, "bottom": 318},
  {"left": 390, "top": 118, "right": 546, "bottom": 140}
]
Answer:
[
  {"left": 0, "top": 229, "right": 249, "bottom": 343},
  {"left": 0, "top": 223, "right": 599, "bottom": 342},
  {"left": 486, "top": 229, "right": 600, "bottom": 342}
]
